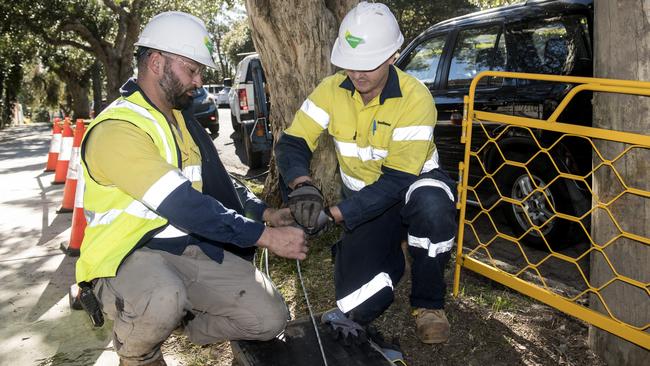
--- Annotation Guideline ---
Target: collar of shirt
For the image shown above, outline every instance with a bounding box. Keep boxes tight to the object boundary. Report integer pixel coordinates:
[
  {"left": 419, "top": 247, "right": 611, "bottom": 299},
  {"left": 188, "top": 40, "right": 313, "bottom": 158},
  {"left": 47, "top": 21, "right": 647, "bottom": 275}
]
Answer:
[{"left": 338, "top": 65, "right": 403, "bottom": 105}]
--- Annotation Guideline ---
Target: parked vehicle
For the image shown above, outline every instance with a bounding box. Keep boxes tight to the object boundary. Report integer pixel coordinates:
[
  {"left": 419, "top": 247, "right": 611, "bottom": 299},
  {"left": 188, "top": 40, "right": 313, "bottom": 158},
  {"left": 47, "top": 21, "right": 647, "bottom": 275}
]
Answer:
[
  {"left": 192, "top": 87, "right": 219, "bottom": 137},
  {"left": 204, "top": 84, "right": 224, "bottom": 96},
  {"left": 215, "top": 87, "right": 230, "bottom": 107},
  {"left": 395, "top": 0, "right": 594, "bottom": 248},
  {"left": 229, "top": 53, "right": 272, "bottom": 168}
]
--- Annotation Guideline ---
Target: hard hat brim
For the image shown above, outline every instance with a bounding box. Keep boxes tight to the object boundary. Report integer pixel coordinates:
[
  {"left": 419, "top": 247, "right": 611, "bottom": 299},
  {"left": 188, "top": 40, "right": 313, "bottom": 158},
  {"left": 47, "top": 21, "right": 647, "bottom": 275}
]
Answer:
[
  {"left": 134, "top": 42, "right": 218, "bottom": 69},
  {"left": 330, "top": 36, "right": 402, "bottom": 71}
]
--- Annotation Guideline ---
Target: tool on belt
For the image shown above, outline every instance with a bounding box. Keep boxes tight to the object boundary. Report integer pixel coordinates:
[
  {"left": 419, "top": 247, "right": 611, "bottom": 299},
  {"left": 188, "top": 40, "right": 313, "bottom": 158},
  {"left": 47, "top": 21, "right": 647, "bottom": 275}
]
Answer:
[{"left": 78, "top": 281, "right": 104, "bottom": 327}]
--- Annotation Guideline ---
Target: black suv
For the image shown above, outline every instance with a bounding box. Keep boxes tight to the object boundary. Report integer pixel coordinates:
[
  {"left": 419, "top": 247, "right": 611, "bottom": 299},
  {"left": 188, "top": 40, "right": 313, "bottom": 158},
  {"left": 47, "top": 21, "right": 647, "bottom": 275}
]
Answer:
[
  {"left": 396, "top": 0, "right": 593, "bottom": 247},
  {"left": 192, "top": 87, "right": 220, "bottom": 137}
]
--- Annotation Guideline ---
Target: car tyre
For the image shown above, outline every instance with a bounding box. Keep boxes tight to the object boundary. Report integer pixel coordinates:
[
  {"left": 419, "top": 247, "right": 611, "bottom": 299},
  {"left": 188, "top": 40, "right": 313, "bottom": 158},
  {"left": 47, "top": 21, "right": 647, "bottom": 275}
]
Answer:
[
  {"left": 231, "top": 112, "right": 240, "bottom": 133},
  {"left": 208, "top": 124, "right": 219, "bottom": 138},
  {"left": 242, "top": 128, "right": 263, "bottom": 169},
  {"left": 496, "top": 152, "right": 578, "bottom": 250}
]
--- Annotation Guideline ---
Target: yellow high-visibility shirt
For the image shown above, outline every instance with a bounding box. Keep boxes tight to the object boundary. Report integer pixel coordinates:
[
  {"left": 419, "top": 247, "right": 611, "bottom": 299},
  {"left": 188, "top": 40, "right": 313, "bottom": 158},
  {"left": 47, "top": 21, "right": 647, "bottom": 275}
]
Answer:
[{"left": 285, "top": 66, "right": 438, "bottom": 192}]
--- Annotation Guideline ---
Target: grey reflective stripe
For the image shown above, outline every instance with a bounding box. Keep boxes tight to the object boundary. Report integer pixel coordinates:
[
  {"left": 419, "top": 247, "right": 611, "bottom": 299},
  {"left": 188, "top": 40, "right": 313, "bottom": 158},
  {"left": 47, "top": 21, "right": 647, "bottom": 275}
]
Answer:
[
  {"left": 86, "top": 208, "right": 122, "bottom": 227},
  {"left": 339, "top": 167, "right": 366, "bottom": 191},
  {"left": 421, "top": 149, "right": 440, "bottom": 173},
  {"left": 182, "top": 165, "right": 202, "bottom": 182},
  {"left": 336, "top": 272, "right": 393, "bottom": 313},
  {"left": 108, "top": 99, "right": 173, "bottom": 164},
  {"left": 334, "top": 138, "right": 388, "bottom": 162},
  {"left": 405, "top": 177, "right": 454, "bottom": 204},
  {"left": 392, "top": 125, "right": 434, "bottom": 141},
  {"left": 124, "top": 200, "right": 160, "bottom": 219},
  {"left": 142, "top": 170, "right": 188, "bottom": 210},
  {"left": 300, "top": 98, "right": 330, "bottom": 129},
  {"left": 155, "top": 224, "right": 188, "bottom": 238},
  {"left": 408, "top": 235, "right": 454, "bottom": 258},
  {"left": 87, "top": 200, "right": 160, "bottom": 228}
]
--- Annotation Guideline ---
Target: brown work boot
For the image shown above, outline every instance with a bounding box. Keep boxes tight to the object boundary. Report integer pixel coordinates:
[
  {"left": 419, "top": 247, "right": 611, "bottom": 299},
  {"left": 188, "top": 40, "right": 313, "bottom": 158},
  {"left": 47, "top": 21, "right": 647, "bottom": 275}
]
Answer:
[{"left": 413, "top": 308, "right": 450, "bottom": 344}]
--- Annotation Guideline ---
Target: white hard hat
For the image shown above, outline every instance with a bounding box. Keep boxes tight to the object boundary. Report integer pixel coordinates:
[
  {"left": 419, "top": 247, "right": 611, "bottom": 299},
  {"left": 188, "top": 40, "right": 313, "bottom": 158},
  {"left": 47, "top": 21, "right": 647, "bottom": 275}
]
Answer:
[
  {"left": 135, "top": 11, "right": 217, "bottom": 69},
  {"left": 330, "top": 2, "right": 404, "bottom": 71}
]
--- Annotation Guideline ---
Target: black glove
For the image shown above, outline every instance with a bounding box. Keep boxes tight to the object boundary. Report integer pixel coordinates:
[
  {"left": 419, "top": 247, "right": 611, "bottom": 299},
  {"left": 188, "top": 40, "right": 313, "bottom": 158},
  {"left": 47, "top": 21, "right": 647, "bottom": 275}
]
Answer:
[
  {"left": 321, "top": 308, "right": 367, "bottom": 346},
  {"left": 288, "top": 181, "right": 324, "bottom": 231},
  {"left": 308, "top": 209, "right": 333, "bottom": 235}
]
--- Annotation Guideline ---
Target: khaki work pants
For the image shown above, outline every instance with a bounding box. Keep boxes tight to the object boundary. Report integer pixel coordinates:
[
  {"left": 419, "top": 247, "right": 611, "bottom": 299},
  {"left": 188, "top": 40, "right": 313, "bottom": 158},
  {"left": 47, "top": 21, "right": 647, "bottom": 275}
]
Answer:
[{"left": 93, "top": 246, "right": 288, "bottom": 365}]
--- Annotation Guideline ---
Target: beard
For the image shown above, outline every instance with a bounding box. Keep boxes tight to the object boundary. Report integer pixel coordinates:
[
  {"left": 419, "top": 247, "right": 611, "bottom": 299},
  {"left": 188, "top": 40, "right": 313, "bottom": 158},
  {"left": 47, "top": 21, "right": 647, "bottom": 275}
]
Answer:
[{"left": 159, "top": 62, "right": 194, "bottom": 110}]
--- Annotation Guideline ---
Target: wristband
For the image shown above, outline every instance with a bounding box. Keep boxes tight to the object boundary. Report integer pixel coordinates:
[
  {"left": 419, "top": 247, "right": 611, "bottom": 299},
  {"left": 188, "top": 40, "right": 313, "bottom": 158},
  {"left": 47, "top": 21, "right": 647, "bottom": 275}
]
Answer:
[{"left": 293, "top": 181, "right": 316, "bottom": 190}]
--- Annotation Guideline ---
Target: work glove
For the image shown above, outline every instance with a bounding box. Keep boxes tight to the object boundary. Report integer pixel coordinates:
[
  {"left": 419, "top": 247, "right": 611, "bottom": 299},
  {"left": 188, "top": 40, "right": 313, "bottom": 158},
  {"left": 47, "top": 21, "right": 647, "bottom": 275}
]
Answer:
[
  {"left": 302, "top": 209, "right": 333, "bottom": 236},
  {"left": 321, "top": 308, "right": 367, "bottom": 346},
  {"left": 288, "top": 181, "right": 324, "bottom": 232}
]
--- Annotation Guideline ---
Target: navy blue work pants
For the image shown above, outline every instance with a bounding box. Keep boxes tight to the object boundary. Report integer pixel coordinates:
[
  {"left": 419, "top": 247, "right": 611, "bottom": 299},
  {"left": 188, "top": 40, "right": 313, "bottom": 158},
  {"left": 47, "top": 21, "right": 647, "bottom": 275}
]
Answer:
[{"left": 333, "top": 169, "right": 457, "bottom": 325}]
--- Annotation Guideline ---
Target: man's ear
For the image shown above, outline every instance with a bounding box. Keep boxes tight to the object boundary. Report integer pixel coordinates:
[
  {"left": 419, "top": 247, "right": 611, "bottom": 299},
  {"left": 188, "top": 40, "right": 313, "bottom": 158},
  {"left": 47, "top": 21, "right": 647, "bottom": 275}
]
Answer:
[{"left": 148, "top": 51, "right": 163, "bottom": 75}]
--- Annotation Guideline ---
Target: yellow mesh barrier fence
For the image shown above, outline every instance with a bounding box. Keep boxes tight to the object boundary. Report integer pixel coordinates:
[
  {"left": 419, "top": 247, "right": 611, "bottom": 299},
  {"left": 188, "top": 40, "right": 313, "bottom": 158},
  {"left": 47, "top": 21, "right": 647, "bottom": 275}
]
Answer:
[{"left": 452, "top": 71, "right": 650, "bottom": 349}]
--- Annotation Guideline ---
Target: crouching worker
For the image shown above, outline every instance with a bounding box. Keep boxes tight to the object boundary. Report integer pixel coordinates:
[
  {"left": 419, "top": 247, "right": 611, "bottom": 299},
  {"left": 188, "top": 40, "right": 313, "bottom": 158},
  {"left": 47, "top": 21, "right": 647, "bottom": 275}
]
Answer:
[
  {"left": 75, "top": 12, "right": 307, "bottom": 366},
  {"left": 276, "top": 2, "right": 457, "bottom": 346}
]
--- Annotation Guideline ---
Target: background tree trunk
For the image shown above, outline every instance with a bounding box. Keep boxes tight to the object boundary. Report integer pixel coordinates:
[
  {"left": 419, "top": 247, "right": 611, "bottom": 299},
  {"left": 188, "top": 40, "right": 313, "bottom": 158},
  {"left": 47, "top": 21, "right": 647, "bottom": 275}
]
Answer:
[
  {"left": 591, "top": 1, "right": 650, "bottom": 364},
  {"left": 91, "top": 61, "right": 104, "bottom": 116},
  {"left": 244, "top": 0, "right": 358, "bottom": 206}
]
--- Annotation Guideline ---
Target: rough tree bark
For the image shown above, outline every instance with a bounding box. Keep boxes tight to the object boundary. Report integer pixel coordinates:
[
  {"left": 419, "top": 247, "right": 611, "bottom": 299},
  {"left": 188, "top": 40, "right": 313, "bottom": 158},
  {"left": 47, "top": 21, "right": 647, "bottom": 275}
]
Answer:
[
  {"left": 591, "top": 1, "right": 650, "bottom": 365},
  {"left": 244, "top": 0, "right": 358, "bottom": 206}
]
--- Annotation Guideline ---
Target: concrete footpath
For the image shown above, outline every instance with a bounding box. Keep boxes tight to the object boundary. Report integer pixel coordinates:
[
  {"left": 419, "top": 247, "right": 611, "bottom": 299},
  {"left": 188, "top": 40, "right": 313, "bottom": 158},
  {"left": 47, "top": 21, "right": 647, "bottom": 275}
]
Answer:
[{"left": 0, "top": 123, "right": 182, "bottom": 365}]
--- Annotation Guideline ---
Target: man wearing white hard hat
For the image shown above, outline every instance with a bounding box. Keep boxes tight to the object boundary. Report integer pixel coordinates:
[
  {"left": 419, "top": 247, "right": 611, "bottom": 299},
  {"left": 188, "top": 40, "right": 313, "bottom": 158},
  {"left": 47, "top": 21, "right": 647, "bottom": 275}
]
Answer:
[
  {"left": 276, "top": 2, "right": 457, "bottom": 345},
  {"left": 76, "top": 12, "right": 307, "bottom": 365}
]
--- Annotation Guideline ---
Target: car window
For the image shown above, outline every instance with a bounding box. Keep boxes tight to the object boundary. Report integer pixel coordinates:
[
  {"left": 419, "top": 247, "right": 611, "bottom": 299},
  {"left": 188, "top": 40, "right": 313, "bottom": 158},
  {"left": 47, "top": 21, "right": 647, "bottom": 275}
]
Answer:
[
  {"left": 508, "top": 15, "right": 590, "bottom": 75},
  {"left": 400, "top": 34, "right": 446, "bottom": 87},
  {"left": 447, "top": 25, "right": 504, "bottom": 89}
]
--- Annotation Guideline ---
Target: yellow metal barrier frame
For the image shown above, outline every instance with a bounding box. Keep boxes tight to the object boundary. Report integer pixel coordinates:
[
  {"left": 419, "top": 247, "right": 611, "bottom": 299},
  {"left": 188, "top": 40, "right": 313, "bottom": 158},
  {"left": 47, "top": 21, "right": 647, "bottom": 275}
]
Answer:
[{"left": 452, "top": 71, "right": 650, "bottom": 349}]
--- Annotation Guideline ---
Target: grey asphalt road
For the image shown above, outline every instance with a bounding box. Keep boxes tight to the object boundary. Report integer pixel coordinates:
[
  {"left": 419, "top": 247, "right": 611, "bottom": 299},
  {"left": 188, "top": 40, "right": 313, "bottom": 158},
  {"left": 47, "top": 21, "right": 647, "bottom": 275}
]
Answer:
[{"left": 212, "top": 107, "right": 269, "bottom": 178}]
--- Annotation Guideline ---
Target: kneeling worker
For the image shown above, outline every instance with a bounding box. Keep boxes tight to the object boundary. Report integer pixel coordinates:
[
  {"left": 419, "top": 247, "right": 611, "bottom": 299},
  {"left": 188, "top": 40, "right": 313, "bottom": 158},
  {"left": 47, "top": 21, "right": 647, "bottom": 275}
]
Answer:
[
  {"left": 276, "top": 2, "right": 457, "bottom": 345},
  {"left": 76, "top": 11, "right": 307, "bottom": 365}
]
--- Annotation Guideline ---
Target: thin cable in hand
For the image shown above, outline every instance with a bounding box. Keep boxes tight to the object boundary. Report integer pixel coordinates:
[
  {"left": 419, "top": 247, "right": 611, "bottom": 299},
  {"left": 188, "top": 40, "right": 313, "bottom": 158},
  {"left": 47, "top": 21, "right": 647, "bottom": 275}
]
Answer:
[{"left": 296, "top": 259, "right": 328, "bottom": 366}]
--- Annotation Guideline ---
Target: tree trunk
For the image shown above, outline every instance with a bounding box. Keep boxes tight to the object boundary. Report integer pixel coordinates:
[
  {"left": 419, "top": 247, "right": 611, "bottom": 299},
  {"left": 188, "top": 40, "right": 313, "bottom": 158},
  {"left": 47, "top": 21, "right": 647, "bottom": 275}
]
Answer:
[
  {"left": 91, "top": 61, "right": 104, "bottom": 117},
  {"left": 244, "top": 0, "right": 358, "bottom": 206},
  {"left": 66, "top": 82, "right": 91, "bottom": 120},
  {"left": 591, "top": 1, "right": 650, "bottom": 365},
  {"left": 105, "top": 53, "right": 134, "bottom": 102}
]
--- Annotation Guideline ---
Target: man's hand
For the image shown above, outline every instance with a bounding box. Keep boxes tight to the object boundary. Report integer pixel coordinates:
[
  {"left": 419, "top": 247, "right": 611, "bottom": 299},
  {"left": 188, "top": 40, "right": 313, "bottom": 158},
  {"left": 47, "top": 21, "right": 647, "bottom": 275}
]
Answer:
[
  {"left": 257, "top": 226, "right": 308, "bottom": 260},
  {"left": 288, "top": 181, "right": 324, "bottom": 231},
  {"left": 262, "top": 208, "right": 295, "bottom": 227}
]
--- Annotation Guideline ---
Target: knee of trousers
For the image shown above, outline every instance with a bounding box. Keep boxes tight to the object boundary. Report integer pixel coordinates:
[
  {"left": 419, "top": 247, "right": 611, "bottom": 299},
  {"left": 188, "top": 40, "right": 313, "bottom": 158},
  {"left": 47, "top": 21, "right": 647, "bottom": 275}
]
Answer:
[
  {"left": 129, "top": 284, "right": 190, "bottom": 339},
  {"left": 246, "top": 293, "right": 289, "bottom": 341},
  {"left": 404, "top": 185, "right": 457, "bottom": 233}
]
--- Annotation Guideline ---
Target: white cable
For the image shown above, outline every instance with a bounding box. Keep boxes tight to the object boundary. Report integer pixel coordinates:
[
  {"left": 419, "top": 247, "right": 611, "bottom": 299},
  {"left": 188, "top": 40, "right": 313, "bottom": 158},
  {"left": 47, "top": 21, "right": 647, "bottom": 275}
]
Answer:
[
  {"left": 296, "top": 259, "right": 328, "bottom": 366},
  {"left": 264, "top": 247, "right": 270, "bottom": 278}
]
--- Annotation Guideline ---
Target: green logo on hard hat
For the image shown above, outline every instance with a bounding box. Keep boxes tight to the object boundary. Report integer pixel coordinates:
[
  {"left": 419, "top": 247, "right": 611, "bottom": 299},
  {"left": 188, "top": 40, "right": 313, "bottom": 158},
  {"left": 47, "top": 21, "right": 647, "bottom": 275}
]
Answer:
[
  {"left": 344, "top": 30, "right": 364, "bottom": 48},
  {"left": 204, "top": 36, "right": 214, "bottom": 54}
]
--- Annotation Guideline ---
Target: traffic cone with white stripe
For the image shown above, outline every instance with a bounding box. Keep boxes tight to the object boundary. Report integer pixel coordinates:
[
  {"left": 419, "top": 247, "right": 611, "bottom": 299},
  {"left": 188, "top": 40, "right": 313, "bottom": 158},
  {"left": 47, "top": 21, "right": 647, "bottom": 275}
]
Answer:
[
  {"left": 44, "top": 118, "right": 62, "bottom": 172},
  {"left": 63, "top": 161, "right": 86, "bottom": 256},
  {"left": 52, "top": 117, "right": 74, "bottom": 184},
  {"left": 58, "top": 119, "right": 86, "bottom": 213}
]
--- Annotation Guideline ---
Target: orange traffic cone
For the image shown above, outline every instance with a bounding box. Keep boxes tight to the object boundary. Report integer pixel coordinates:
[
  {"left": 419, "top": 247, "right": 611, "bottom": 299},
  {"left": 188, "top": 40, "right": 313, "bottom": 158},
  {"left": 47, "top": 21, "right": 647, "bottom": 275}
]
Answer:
[
  {"left": 52, "top": 117, "right": 74, "bottom": 185},
  {"left": 59, "top": 119, "right": 86, "bottom": 213},
  {"left": 44, "top": 118, "right": 62, "bottom": 172},
  {"left": 64, "top": 162, "right": 86, "bottom": 256}
]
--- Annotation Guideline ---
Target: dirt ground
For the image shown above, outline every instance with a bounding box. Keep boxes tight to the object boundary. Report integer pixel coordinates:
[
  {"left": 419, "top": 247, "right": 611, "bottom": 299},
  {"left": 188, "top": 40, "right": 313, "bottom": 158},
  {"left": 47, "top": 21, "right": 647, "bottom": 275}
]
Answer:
[{"left": 162, "top": 225, "right": 605, "bottom": 366}]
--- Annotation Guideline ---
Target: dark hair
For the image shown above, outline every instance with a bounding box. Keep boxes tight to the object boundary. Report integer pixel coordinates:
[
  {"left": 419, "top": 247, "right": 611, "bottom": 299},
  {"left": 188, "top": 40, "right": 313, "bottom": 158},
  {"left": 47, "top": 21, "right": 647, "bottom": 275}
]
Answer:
[{"left": 135, "top": 47, "right": 153, "bottom": 71}]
